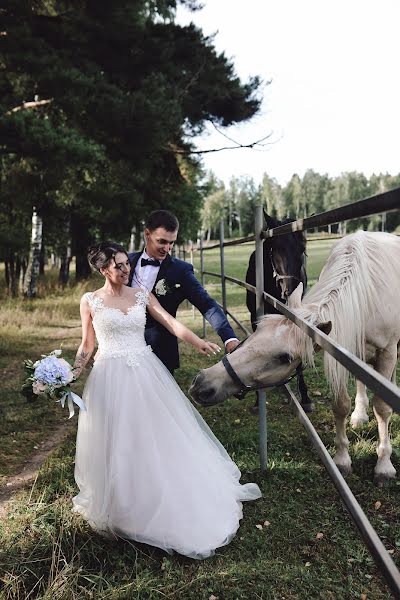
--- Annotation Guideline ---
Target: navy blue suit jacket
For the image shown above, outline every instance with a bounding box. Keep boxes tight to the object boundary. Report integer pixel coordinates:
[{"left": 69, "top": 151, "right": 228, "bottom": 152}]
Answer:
[{"left": 128, "top": 252, "right": 236, "bottom": 371}]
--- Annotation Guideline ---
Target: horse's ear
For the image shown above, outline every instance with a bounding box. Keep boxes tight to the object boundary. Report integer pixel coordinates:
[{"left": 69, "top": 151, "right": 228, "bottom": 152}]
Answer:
[
  {"left": 263, "top": 209, "right": 278, "bottom": 230},
  {"left": 313, "top": 321, "right": 332, "bottom": 351},
  {"left": 317, "top": 321, "right": 332, "bottom": 336},
  {"left": 288, "top": 283, "right": 303, "bottom": 309}
]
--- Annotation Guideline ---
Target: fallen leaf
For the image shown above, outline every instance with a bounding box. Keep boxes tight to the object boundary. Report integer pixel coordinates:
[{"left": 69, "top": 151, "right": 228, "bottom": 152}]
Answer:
[
  {"left": 305, "top": 562, "right": 311, "bottom": 567},
  {"left": 374, "top": 501, "right": 382, "bottom": 510},
  {"left": 296, "top": 488, "right": 302, "bottom": 493},
  {"left": 388, "top": 549, "right": 395, "bottom": 555},
  {"left": 316, "top": 532, "right": 324, "bottom": 540},
  {"left": 313, "top": 390, "right": 322, "bottom": 396},
  {"left": 263, "top": 520, "right": 271, "bottom": 527},
  {"left": 33, "top": 445, "right": 39, "bottom": 450},
  {"left": 234, "top": 419, "right": 241, "bottom": 424},
  {"left": 209, "top": 595, "right": 219, "bottom": 600},
  {"left": 255, "top": 524, "right": 263, "bottom": 530},
  {"left": 361, "top": 594, "right": 367, "bottom": 600}
]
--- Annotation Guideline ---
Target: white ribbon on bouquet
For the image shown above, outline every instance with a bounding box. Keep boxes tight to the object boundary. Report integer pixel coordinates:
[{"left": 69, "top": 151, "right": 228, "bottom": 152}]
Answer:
[{"left": 59, "top": 390, "right": 86, "bottom": 419}]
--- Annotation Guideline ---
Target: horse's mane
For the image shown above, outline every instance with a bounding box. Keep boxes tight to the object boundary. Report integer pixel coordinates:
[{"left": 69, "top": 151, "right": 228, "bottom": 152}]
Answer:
[{"left": 291, "top": 231, "right": 391, "bottom": 396}]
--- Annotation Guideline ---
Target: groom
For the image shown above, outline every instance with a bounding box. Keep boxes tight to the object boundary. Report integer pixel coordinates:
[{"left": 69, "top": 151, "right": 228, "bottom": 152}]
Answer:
[{"left": 128, "top": 210, "right": 239, "bottom": 374}]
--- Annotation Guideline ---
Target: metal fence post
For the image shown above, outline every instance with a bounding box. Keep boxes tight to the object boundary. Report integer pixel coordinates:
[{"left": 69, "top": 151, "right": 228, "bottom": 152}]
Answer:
[
  {"left": 255, "top": 205, "right": 268, "bottom": 471},
  {"left": 219, "top": 220, "right": 227, "bottom": 313},
  {"left": 190, "top": 242, "right": 195, "bottom": 318},
  {"left": 200, "top": 234, "right": 206, "bottom": 338}
]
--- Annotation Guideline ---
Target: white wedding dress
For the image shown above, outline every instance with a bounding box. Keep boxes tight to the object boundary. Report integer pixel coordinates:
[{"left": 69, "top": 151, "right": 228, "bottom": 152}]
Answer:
[{"left": 73, "top": 289, "right": 261, "bottom": 559}]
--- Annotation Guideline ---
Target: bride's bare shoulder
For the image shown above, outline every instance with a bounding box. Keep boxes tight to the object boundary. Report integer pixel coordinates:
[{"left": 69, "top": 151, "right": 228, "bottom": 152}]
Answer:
[
  {"left": 126, "top": 286, "right": 141, "bottom": 298},
  {"left": 82, "top": 288, "right": 104, "bottom": 301}
]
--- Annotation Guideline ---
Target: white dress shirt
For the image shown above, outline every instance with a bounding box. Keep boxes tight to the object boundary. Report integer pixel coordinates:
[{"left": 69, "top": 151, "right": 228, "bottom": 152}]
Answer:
[{"left": 131, "top": 250, "right": 162, "bottom": 292}]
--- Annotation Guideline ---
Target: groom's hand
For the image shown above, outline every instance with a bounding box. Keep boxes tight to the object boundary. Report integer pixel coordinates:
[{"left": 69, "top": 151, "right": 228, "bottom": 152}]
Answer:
[{"left": 225, "top": 339, "right": 240, "bottom": 353}]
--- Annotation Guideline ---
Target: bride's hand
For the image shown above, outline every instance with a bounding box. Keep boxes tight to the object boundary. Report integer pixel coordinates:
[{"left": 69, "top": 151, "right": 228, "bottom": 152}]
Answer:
[{"left": 196, "top": 340, "right": 221, "bottom": 357}]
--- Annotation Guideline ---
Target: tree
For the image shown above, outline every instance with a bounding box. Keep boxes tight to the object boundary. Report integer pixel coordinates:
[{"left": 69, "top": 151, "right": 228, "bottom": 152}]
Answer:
[
  {"left": 0, "top": 0, "right": 262, "bottom": 292},
  {"left": 259, "top": 174, "right": 283, "bottom": 218},
  {"left": 284, "top": 174, "right": 303, "bottom": 219},
  {"left": 236, "top": 176, "right": 260, "bottom": 236},
  {"left": 201, "top": 174, "right": 226, "bottom": 240}
]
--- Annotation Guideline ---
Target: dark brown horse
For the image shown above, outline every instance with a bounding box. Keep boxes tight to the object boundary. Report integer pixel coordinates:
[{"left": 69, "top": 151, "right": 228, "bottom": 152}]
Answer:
[{"left": 245, "top": 212, "right": 312, "bottom": 412}]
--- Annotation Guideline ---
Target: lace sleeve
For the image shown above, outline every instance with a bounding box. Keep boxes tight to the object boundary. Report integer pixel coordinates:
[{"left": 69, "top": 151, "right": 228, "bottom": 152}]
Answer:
[
  {"left": 135, "top": 288, "right": 150, "bottom": 308},
  {"left": 82, "top": 292, "right": 103, "bottom": 314}
]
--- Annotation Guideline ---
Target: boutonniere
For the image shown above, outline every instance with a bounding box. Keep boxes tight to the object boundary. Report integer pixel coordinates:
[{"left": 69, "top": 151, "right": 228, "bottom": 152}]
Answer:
[{"left": 154, "top": 278, "right": 181, "bottom": 296}]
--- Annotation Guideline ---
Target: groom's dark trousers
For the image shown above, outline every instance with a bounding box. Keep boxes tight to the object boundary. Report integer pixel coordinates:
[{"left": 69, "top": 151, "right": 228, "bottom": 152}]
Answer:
[{"left": 128, "top": 252, "right": 236, "bottom": 373}]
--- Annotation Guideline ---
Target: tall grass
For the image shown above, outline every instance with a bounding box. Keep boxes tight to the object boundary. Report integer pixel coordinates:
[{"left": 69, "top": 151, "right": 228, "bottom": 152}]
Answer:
[{"left": 0, "top": 245, "right": 399, "bottom": 599}]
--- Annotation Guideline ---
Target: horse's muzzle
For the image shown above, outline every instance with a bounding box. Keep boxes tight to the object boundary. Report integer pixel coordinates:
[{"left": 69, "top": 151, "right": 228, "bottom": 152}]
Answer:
[{"left": 189, "top": 371, "right": 222, "bottom": 407}]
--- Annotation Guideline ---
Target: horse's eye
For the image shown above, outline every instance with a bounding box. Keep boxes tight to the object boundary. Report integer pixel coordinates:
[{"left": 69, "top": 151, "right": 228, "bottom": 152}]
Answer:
[{"left": 276, "top": 353, "right": 291, "bottom": 364}]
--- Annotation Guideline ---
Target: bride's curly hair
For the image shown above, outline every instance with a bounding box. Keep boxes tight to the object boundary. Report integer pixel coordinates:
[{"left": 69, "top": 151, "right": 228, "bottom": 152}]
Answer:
[{"left": 88, "top": 241, "right": 129, "bottom": 272}]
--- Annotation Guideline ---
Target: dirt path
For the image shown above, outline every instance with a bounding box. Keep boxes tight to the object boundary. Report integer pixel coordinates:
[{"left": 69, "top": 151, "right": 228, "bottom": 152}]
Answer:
[{"left": 0, "top": 419, "right": 76, "bottom": 518}]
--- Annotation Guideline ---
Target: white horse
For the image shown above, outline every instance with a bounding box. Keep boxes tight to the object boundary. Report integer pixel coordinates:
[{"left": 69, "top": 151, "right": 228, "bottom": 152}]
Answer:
[{"left": 190, "top": 231, "right": 400, "bottom": 484}]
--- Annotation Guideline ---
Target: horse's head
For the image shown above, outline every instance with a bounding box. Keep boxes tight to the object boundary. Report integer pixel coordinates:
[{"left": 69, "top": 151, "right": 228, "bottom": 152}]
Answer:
[
  {"left": 190, "top": 314, "right": 302, "bottom": 406},
  {"left": 264, "top": 212, "right": 307, "bottom": 300},
  {"left": 190, "top": 284, "right": 331, "bottom": 407}
]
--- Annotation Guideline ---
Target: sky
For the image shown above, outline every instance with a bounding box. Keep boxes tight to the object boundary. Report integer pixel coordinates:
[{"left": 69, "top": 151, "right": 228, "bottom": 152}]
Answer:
[{"left": 176, "top": 0, "right": 400, "bottom": 186}]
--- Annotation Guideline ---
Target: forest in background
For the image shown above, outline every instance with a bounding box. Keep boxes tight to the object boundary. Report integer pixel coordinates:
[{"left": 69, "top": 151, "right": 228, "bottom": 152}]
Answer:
[
  {"left": 201, "top": 169, "right": 400, "bottom": 240},
  {"left": 0, "top": 0, "right": 261, "bottom": 296},
  {"left": 1, "top": 2, "right": 399, "bottom": 298}
]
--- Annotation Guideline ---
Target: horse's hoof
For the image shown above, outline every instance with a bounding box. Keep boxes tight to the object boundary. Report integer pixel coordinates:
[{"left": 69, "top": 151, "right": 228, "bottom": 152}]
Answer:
[
  {"left": 301, "top": 402, "right": 314, "bottom": 413},
  {"left": 374, "top": 473, "right": 396, "bottom": 487},
  {"left": 374, "top": 467, "right": 396, "bottom": 487},
  {"left": 333, "top": 458, "right": 352, "bottom": 477}
]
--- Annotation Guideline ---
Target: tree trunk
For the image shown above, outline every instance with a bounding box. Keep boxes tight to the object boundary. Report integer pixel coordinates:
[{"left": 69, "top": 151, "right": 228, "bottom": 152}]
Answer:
[
  {"left": 128, "top": 225, "right": 136, "bottom": 252},
  {"left": 5, "top": 251, "right": 18, "bottom": 297},
  {"left": 19, "top": 256, "right": 28, "bottom": 293},
  {"left": 59, "top": 216, "right": 72, "bottom": 285},
  {"left": 72, "top": 213, "right": 92, "bottom": 280},
  {"left": 39, "top": 241, "right": 46, "bottom": 275},
  {"left": 24, "top": 208, "right": 43, "bottom": 298},
  {"left": 75, "top": 253, "right": 92, "bottom": 280}
]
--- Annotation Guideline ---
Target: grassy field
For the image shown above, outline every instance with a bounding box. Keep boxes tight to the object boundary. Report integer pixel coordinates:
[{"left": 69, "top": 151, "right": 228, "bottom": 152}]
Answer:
[{"left": 0, "top": 240, "right": 400, "bottom": 599}]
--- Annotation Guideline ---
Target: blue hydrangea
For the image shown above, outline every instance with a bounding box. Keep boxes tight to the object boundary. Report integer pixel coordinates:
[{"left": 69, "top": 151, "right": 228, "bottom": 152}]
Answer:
[{"left": 34, "top": 356, "right": 70, "bottom": 386}]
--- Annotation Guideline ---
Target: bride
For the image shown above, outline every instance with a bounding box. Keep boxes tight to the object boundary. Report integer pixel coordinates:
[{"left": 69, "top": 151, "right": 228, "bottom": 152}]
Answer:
[{"left": 72, "top": 241, "right": 261, "bottom": 559}]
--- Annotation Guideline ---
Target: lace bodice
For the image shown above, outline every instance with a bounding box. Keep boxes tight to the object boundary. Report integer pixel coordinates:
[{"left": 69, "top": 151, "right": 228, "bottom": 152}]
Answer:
[{"left": 84, "top": 290, "right": 152, "bottom": 367}]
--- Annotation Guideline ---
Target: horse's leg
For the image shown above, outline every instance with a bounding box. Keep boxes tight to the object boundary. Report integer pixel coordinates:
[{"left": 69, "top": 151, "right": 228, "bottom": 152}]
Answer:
[
  {"left": 297, "top": 367, "right": 314, "bottom": 413},
  {"left": 372, "top": 346, "right": 397, "bottom": 486},
  {"left": 332, "top": 389, "right": 352, "bottom": 475},
  {"left": 350, "top": 381, "right": 369, "bottom": 428}
]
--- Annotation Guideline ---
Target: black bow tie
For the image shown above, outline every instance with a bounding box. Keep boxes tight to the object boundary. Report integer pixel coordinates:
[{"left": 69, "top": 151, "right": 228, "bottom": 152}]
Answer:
[{"left": 141, "top": 258, "right": 161, "bottom": 267}]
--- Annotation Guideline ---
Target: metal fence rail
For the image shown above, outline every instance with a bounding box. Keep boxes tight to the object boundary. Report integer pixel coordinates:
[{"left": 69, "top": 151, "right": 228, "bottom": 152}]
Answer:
[{"left": 263, "top": 186, "right": 400, "bottom": 238}]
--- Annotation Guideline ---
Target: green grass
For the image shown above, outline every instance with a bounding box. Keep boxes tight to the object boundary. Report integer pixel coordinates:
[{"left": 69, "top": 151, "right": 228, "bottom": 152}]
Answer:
[
  {"left": 194, "top": 237, "right": 336, "bottom": 283},
  {"left": 0, "top": 243, "right": 399, "bottom": 599}
]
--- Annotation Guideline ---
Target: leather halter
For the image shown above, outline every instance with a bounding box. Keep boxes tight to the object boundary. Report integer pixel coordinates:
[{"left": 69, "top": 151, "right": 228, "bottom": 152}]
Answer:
[{"left": 222, "top": 341, "right": 302, "bottom": 400}]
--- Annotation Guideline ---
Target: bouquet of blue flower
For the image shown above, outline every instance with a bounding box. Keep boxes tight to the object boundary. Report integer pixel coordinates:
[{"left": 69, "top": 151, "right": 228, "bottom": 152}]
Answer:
[{"left": 22, "top": 349, "right": 86, "bottom": 418}]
